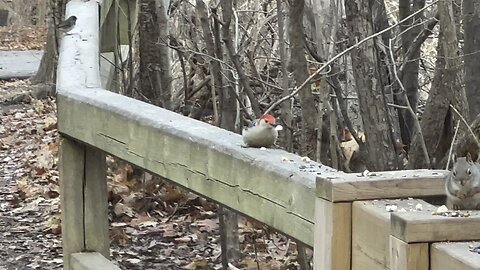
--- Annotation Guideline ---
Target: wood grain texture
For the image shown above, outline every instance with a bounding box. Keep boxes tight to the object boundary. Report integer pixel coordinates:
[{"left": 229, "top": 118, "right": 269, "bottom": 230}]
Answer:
[
  {"left": 71, "top": 252, "right": 121, "bottom": 270},
  {"left": 431, "top": 242, "right": 480, "bottom": 270},
  {"left": 84, "top": 148, "right": 109, "bottom": 258},
  {"left": 391, "top": 210, "right": 480, "bottom": 243},
  {"left": 59, "top": 137, "right": 86, "bottom": 270},
  {"left": 352, "top": 199, "right": 435, "bottom": 270},
  {"left": 389, "top": 236, "right": 428, "bottom": 270},
  {"left": 317, "top": 169, "right": 448, "bottom": 202},
  {"left": 314, "top": 198, "right": 351, "bottom": 270},
  {"left": 57, "top": 88, "right": 326, "bottom": 246}
]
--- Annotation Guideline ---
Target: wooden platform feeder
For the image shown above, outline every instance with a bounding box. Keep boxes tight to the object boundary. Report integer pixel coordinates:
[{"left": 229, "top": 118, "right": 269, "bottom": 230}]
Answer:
[
  {"left": 390, "top": 207, "right": 480, "bottom": 270},
  {"left": 314, "top": 170, "right": 447, "bottom": 270},
  {"left": 431, "top": 242, "right": 480, "bottom": 270}
]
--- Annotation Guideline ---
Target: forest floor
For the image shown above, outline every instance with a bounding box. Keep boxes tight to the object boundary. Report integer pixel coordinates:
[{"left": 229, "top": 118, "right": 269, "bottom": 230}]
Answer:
[{"left": 0, "top": 26, "right": 302, "bottom": 269}]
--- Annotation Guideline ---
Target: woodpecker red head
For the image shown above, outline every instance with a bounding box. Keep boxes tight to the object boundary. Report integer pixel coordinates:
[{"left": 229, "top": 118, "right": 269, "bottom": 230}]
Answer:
[
  {"left": 242, "top": 114, "right": 281, "bottom": 148},
  {"left": 260, "top": 114, "right": 276, "bottom": 125}
]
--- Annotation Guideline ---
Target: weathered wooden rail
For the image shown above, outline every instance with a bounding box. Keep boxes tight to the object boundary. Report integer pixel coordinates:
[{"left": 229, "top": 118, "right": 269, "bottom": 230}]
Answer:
[{"left": 57, "top": 1, "right": 480, "bottom": 270}]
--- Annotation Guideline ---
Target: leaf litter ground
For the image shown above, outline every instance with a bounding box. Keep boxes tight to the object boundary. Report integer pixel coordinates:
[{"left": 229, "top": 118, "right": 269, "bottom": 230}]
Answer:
[
  {"left": 0, "top": 25, "right": 304, "bottom": 270},
  {"left": 0, "top": 82, "right": 303, "bottom": 269}
]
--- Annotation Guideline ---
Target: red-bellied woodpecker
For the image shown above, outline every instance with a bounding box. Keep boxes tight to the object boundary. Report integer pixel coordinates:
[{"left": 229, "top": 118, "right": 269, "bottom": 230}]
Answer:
[{"left": 242, "top": 114, "right": 282, "bottom": 148}]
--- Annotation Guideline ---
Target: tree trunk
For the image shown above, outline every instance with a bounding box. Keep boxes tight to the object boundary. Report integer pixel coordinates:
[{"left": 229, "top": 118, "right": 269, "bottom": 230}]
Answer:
[
  {"left": 288, "top": 0, "right": 318, "bottom": 158},
  {"left": 32, "top": 0, "right": 67, "bottom": 84},
  {"left": 277, "top": 0, "right": 293, "bottom": 152},
  {"left": 408, "top": 0, "right": 468, "bottom": 169},
  {"left": 344, "top": 1, "right": 396, "bottom": 171},
  {"left": 138, "top": 0, "right": 172, "bottom": 108},
  {"left": 397, "top": 0, "right": 425, "bottom": 146},
  {"left": 371, "top": 0, "right": 400, "bottom": 165},
  {"left": 463, "top": 0, "right": 480, "bottom": 121},
  {"left": 156, "top": 0, "right": 172, "bottom": 109},
  {"left": 218, "top": 0, "right": 242, "bottom": 267}
]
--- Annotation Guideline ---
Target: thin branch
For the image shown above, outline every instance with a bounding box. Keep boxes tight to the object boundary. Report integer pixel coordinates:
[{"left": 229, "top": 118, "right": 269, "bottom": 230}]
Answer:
[
  {"left": 305, "top": 40, "right": 365, "bottom": 149},
  {"left": 388, "top": 38, "right": 431, "bottom": 168},
  {"left": 450, "top": 104, "right": 480, "bottom": 150},
  {"left": 264, "top": 0, "right": 439, "bottom": 115},
  {"left": 399, "top": 10, "right": 439, "bottom": 78},
  {"left": 446, "top": 120, "right": 460, "bottom": 170}
]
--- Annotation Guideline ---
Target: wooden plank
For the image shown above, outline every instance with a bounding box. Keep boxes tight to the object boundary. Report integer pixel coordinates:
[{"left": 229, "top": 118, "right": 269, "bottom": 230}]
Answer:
[
  {"left": 389, "top": 236, "right": 428, "bottom": 270},
  {"left": 59, "top": 137, "right": 86, "bottom": 270},
  {"left": 314, "top": 198, "right": 351, "bottom": 270},
  {"left": 84, "top": 147, "right": 109, "bottom": 258},
  {"left": 71, "top": 252, "right": 121, "bottom": 270},
  {"left": 391, "top": 210, "right": 480, "bottom": 243},
  {"left": 58, "top": 1, "right": 101, "bottom": 92},
  {"left": 431, "top": 242, "right": 480, "bottom": 270},
  {"left": 57, "top": 88, "right": 320, "bottom": 247},
  {"left": 352, "top": 199, "right": 435, "bottom": 270},
  {"left": 317, "top": 170, "right": 448, "bottom": 202}
]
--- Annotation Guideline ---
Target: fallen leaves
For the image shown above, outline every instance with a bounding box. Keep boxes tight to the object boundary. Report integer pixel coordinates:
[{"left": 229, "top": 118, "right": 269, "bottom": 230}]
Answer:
[
  {"left": 0, "top": 26, "right": 47, "bottom": 51},
  {"left": 1, "top": 84, "right": 302, "bottom": 269}
]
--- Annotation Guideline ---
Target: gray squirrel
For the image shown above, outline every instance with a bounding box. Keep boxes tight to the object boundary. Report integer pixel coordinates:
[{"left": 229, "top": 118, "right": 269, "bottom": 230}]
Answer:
[{"left": 446, "top": 152, "right": 480, "bottom": 210}]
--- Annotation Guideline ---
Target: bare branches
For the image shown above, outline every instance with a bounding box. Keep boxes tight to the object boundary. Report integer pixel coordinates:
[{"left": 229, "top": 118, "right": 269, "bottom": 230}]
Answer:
[
  {"left": 450, "top": 105, "right": 480, "bottom": 150},
  {"left": 388, "top": 38, "right": 431, "bottom": 168},
  {"left": 264, "top": 0, "right": 439, "bottom": 115}
]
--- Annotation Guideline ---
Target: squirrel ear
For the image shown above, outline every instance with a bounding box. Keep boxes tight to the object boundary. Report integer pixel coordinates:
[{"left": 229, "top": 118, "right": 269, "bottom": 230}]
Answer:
[{"left": 467, "top": 152, "right": 473, "bottom": 162}]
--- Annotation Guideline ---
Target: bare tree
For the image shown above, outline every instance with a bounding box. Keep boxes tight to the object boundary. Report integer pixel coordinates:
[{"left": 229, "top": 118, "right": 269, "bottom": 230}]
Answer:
[
  {"left": 396, "top": 0, "right": 426, "bottom": 146},
  {"left": 344, "top": 1, "right": 397, "bottom": 171},
  {"left": 288, "top": 0, "right": 318, "bottom": 158},
  {"left": 409, "top": 0, "right": 468, "bottom": 168},
  {"left": 463, "top": 0, "right": 480, "bottom": 122},
  {"left": 33, "top": 0, "right": 67, "bottom": 85},
  {"left": 138, "top": 0, "right": 172, "bottom": 108}
]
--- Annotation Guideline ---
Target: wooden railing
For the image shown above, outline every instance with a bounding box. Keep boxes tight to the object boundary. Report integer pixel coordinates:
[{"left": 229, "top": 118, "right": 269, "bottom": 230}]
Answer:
[{"left": 57, "top": 1, "right": 455, "bottom": 270}]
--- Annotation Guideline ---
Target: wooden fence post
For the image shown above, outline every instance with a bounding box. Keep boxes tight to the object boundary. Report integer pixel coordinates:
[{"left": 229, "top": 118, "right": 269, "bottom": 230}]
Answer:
[
  {"left": 314, "top": 198, "right": 352, "bottom": 270},
  {"left": 59, "top": 136, "right": 109, "bottom": 270}
]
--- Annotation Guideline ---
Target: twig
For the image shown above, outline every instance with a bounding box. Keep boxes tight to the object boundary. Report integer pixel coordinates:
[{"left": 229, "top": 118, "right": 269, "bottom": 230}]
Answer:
[
  {"left": 388, "top": 38, "right": 431, "bottom": 168},
  {"left": 166, "top": 202, "right": 180, "bottom": 222},
  {"left": 253, "top": 239, "right": 260, "bottom": 270},
  {"left": 263, "top": 0, "right": 439, "bottom": 115},
  {"left": 446, "top": 120, "right": 460, "bottom": 170},
  {"left": 305, "top": 39, "right": 365, "bottom": 149},
  {"left": 450, "top": 104, "right": 480, "bottom": 149},
  {"left": 387, "top": 103, "right": 409, "bottom": 109}
]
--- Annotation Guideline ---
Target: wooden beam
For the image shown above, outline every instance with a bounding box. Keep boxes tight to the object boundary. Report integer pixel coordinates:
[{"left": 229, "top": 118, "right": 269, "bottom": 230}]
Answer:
[
  {"left": 314, "top": 198, "right": 351, "bottom": 270},
  {"left": 389, "top": 236, "right": 428, "bottom": 270},
  {"left": 391, "top": 210, "right": 480, "bottom": 243},
  {"left": 431, "top": 242, "right": 480, "bottom": 270},
  {"left": 60, "top": 137, "right": 85, "bottom": 270},
  {"left": 57, "top": 88, "right": 320, "bottom": 246},
  {"left": 351, "top": 199, "right": 435, "bottom": 270},
  {"left": 84, "top": 147, "right": 109, "bottom": 258},
  {"left": 71, "top": 252, "right": 121, "bottom": 270},
  {"left": 60, "top": 137, "right": 111, "bottom": 270},
  {"left": 317, "top": 170, "right": 448, "bottom": 202}
]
